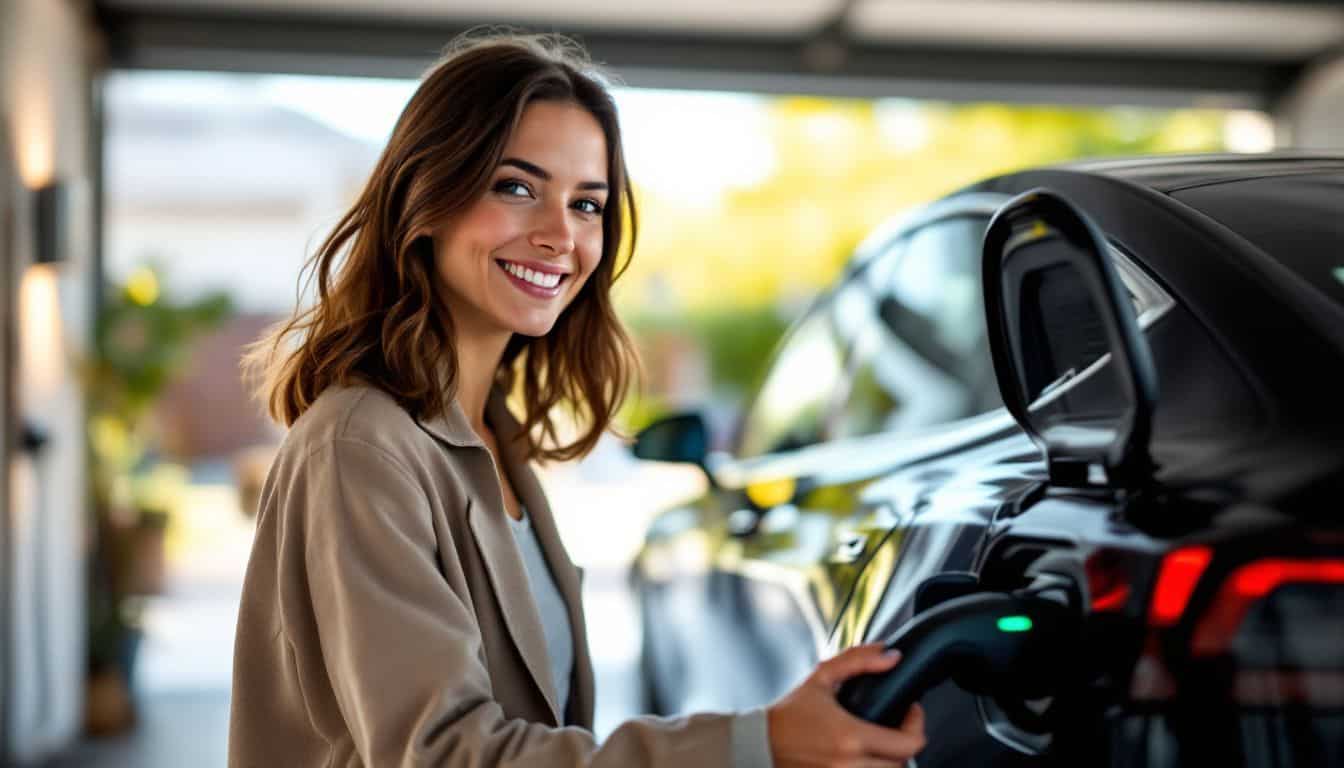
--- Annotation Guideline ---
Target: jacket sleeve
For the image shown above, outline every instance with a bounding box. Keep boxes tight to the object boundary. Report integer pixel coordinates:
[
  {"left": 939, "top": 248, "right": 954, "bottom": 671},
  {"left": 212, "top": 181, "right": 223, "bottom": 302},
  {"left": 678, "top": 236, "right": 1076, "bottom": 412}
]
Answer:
[{"left": 278, "top": 436, "right": 773, "bottom": 768}]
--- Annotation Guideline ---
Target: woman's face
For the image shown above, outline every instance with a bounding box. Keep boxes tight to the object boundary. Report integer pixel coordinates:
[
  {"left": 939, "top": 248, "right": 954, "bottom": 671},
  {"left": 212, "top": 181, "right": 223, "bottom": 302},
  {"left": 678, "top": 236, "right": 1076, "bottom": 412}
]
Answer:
[{"left": 432, "top": 100, "right": 610, "bottom": 341}]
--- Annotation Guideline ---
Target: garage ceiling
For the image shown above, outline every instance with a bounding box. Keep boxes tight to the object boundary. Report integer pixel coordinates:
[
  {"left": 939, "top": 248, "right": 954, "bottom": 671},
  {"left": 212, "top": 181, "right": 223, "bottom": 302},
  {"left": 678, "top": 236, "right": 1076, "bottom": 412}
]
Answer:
[{"left": 94, "top": 0, "right": 1344, "bottom": 108}]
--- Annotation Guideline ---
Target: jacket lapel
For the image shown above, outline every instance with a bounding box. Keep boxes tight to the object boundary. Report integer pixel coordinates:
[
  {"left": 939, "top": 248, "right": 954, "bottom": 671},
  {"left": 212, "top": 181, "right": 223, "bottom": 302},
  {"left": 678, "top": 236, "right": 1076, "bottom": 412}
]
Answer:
[
  {"left": 466, "top": 490, "right": 564, "bottom": 725},
  {"left": 485, "top": 392, "right": 595, "bottom": 728},
  {"left": 416, "top": 394, "right": 563, "bottom": 724}
]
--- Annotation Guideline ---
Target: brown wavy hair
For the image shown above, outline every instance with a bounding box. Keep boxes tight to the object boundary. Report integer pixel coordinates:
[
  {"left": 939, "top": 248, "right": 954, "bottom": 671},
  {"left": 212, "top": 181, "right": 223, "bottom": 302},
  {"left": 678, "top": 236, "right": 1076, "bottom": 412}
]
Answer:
[{"left": 243, "top": 32, "right": 641, "bottom": 462}]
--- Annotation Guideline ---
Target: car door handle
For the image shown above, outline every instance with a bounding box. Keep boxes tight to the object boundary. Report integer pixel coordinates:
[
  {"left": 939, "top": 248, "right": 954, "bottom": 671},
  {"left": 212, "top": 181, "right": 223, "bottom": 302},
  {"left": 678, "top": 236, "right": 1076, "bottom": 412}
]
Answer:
[{"left": 830, "top": 532, "right": 869, "bottom": 563}]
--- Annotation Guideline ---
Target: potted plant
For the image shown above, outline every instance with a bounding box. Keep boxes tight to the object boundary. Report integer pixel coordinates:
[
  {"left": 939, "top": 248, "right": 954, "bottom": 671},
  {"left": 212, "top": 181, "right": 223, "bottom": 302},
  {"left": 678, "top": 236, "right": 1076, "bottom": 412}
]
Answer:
[{"left": 80, "top": 263, "right": 231, "bottom": 734}]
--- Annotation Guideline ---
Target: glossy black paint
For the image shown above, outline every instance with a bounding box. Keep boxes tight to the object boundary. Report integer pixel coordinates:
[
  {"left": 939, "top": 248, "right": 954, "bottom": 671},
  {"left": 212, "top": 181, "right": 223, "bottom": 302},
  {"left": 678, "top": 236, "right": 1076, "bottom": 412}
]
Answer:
[{"left": 631, "top": 155, "right": 1344, "bottom": 767}]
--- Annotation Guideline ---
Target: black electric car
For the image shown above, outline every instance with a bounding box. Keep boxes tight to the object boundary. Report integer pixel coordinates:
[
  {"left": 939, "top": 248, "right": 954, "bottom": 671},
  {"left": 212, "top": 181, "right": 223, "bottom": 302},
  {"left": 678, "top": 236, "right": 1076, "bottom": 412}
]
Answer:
[{"left": 629, "top": 154, "right": 1344, "bottom": 767}]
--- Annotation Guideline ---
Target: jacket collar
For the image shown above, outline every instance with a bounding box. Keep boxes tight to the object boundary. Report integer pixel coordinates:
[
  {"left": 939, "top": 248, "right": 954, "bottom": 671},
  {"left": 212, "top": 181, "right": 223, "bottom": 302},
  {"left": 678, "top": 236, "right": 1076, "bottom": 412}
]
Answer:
[{"left": 413, "top": 388, "right": 487, "bottom": 449}]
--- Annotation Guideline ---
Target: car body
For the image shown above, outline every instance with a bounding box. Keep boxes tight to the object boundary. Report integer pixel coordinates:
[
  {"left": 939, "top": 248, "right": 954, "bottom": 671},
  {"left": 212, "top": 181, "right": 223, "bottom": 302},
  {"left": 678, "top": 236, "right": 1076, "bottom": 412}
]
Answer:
[{"left": 629, "top": 154, "right": 1344, "bottom": 767}]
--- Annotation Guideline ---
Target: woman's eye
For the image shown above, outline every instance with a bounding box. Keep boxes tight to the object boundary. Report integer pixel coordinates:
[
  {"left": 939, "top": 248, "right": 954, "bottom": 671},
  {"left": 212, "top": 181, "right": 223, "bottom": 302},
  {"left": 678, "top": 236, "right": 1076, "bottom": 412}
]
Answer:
[
  {"left": 574, "top": 199, "right": 604, "bottom": 215},
  {"left": 494, "top": 180, "right": 533, "bottom": 198}
]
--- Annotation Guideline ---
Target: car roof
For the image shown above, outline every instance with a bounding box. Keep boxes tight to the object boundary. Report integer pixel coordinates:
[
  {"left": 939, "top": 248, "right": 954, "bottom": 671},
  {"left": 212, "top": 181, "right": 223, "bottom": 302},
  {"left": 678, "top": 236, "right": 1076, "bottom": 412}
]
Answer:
[
  {"left": 960, "top": 154, "right": 1344, "bottom": 505},
  {"left": 1056, "top": 151, "right": 1344, "bottom": 193},
  {"left": 1035, "top": 153, "right": 1344, "bottom": 335}
]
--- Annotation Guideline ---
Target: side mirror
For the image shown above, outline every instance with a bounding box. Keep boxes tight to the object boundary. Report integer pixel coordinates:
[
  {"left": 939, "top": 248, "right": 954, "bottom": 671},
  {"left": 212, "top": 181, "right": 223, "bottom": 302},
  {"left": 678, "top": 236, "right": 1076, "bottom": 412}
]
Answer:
[
  {"left": 632, "top": 411, "right": 711, "bottom": 469},
  {"left": 982, "top": 189, "right": 1159, "bottom": 490}
]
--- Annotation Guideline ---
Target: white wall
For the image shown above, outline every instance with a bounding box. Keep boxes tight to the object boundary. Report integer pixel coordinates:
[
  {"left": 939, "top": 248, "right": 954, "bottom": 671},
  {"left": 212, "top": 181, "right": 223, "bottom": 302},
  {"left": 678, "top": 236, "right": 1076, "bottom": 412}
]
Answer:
[
  {"left": 0, "top": 0, "right": 100, "bottom": 762},
  {"left": 0, "top": 92, "right": 15, "bottom": 768},
  {"left": 1280, "top": 53, "right": 1344, "bottom": 149},
  {"left": 102, "top": 71, "right": 380, "bottom": 313}
]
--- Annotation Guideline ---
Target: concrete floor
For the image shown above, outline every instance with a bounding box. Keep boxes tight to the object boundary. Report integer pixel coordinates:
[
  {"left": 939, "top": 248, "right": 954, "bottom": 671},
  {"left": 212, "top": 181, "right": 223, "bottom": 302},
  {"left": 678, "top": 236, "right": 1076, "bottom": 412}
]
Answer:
[{"left": 46, "top": 689, "right": 231, "bottom": 768}]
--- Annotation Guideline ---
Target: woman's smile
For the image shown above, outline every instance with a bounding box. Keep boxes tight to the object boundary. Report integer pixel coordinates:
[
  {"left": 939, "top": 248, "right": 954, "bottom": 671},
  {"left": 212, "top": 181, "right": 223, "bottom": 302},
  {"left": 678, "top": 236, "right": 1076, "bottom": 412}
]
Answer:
[{"left": 494, "top": 258, "right": 570, "bottom": 299}]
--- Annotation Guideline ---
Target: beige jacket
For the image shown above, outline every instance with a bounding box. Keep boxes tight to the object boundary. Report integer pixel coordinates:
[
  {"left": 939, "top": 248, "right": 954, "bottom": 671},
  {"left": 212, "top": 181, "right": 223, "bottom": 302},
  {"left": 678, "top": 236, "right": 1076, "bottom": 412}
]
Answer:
[{"left": 227, "top": 384, "right": 770, "bottom": 767}]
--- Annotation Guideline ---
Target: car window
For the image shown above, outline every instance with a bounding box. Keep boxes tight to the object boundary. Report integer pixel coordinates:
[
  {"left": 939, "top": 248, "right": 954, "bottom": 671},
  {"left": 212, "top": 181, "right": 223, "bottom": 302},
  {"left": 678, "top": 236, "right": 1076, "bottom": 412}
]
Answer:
[
  {"left": 1021, "top": 245, "right": 1172, "bottom": 412},
  {"left": 1017, "top": 257, "right": 1132, "bottom": 441},
  {"left": 733, "top": 214, "right": 1169, "bottom": 460},
  {"left": 735, "top": 304, "right": 849, "bottom": 459},
  {"left": 831, "top": 216, "right": 1001, "bottom": 440}
]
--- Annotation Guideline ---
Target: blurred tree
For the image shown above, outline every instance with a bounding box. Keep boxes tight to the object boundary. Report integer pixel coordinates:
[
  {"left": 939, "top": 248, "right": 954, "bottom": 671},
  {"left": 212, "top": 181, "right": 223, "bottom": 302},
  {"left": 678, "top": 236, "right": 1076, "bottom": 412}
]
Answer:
[{"left": 619, "top": 99, "right": 1229, "bottom": 317}]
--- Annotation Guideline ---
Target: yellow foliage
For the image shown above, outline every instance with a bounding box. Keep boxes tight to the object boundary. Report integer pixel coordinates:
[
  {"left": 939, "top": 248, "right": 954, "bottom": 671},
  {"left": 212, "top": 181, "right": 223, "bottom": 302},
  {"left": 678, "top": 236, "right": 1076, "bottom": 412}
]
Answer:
[
  {"left": 614, "top": 98, "right": 1232, "bottom": 317},
  {"left": 125, "top": 266, "right": 160, "bottom": 306}
]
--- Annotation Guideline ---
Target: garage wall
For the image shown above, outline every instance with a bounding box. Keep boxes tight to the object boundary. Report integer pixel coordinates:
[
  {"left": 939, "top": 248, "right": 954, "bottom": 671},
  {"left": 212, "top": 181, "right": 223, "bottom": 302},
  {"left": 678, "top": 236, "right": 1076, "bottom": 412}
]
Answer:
[
  {"left": 1281, "top": 53, "right": 1344, "bottom": 149},
  {"left": 0, "top": 0, "right": 101, "bottom": 762},
  {"left": 0, "top": 99, "right": 15, "bottom": 768}
]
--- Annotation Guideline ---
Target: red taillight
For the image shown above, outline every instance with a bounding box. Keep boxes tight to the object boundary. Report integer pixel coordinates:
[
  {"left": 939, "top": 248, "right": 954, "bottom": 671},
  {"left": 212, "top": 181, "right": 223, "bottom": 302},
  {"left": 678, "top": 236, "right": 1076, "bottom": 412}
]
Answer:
[
  {"left": 1148, "top": 545, "right": 1213, "bottom": 626},
  {"left": 1092, "top": 584, "right": 1131, "bottom": 612},
  {"left": 1086, "top": 549, "right": 1134, "bottom": 613},
  {"left": 1231, "top": 559, "right": 1344, "bottom": 599},
  {"left": 1192, "top": 558, "right": 1344, "bottom": 656}
]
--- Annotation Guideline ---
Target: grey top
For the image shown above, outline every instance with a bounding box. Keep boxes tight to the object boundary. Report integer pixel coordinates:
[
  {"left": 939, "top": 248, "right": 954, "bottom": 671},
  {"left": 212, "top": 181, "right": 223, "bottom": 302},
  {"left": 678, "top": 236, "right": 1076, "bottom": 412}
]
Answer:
[
  {"left": 507, "top": 505, "right": 574, "bottom": 714},
  {"left": 507, "top": 506, "right": 772, "bottom": 766}
]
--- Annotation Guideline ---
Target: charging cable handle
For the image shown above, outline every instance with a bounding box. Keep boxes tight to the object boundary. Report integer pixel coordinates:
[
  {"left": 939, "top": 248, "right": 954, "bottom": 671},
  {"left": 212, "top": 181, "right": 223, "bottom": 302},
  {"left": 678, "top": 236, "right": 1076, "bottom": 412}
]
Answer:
[{"left": 836, "top": 591, "right": 1078, "bottom": 726}]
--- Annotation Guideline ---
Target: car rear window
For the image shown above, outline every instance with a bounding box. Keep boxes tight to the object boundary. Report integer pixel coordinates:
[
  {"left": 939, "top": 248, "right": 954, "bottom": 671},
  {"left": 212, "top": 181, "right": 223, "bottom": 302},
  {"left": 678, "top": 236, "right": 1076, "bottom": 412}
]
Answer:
[{"left": 1172, "top": 172, "right": 1344, "bottom": 310}]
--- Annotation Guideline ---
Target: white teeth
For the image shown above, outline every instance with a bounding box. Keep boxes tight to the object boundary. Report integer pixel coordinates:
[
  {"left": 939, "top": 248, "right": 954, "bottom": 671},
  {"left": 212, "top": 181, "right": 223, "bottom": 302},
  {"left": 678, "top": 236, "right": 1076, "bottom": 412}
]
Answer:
[{"left": 502, "top": 261, "right": 561, "bottom": 289}]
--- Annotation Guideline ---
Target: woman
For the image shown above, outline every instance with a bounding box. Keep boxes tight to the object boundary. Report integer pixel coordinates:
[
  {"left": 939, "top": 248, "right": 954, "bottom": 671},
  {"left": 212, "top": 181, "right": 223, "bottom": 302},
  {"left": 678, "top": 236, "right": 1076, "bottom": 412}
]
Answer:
[{"left": 230, "top": 33, "right": 926, "bottom": 768}]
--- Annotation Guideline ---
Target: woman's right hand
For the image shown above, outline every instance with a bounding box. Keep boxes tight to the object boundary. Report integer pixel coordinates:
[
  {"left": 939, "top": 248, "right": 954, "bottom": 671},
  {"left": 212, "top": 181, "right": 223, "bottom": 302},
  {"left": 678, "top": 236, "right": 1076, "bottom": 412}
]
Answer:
[{"left": 766, "top": 643, "right": 927, "bottom": 768}]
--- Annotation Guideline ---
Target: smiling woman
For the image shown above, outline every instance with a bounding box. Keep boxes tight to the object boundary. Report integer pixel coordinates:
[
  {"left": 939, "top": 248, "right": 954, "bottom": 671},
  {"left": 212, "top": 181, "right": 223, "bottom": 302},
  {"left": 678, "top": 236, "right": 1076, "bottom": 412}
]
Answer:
[
  {"left": 242, "top": 35, "right": 640, "bottom": 465},
  {"left": 230, "top": 31, "right": 926, "bottom": 768}
]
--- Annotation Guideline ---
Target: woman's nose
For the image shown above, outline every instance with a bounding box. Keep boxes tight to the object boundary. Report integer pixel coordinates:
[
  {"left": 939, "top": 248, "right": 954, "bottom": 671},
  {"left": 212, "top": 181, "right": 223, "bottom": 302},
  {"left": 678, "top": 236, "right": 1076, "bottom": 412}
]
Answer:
[{"left": 528, "top": 203, "right": 575, "bottom": 255}]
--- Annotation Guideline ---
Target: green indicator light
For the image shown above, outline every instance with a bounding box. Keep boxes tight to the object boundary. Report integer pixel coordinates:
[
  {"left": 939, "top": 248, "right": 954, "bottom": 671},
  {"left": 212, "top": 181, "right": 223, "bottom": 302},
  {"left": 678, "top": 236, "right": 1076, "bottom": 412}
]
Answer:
[{"left": 997, "top": 616, "right": 1033, "bottom": 633}]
